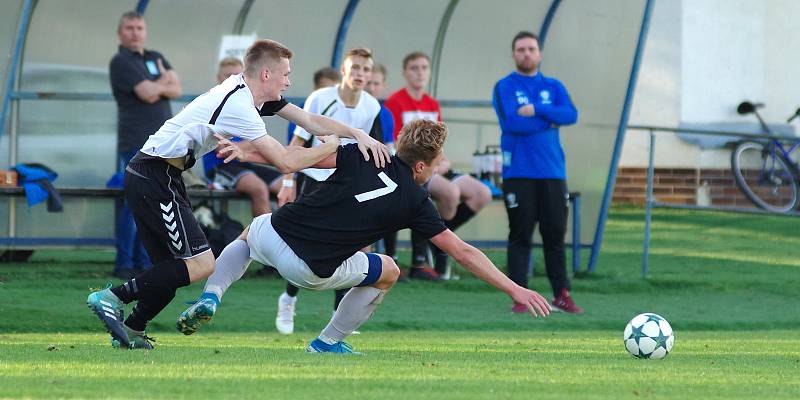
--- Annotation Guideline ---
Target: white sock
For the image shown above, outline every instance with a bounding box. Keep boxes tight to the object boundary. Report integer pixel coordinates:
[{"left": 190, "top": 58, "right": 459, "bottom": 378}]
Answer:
[
  {"left": 279, "top": 292, "right": 297, "bottom": 305},
  {"left": 320, "top": 286, "right": 386, "bottom": 342},
  {"left": 204, "top": 239, "right": 251, "bottom": 300}
]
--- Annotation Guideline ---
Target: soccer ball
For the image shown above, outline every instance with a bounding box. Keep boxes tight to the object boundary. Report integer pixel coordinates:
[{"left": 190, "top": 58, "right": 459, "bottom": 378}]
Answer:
[{"left": 623, "top": 313, "right": 674, "bottom": 359}]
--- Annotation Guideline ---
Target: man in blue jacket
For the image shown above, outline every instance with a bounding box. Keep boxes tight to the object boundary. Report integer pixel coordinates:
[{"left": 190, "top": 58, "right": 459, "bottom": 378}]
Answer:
[{"left": 492, "top": 31, "right": 583, "bottom": 314}]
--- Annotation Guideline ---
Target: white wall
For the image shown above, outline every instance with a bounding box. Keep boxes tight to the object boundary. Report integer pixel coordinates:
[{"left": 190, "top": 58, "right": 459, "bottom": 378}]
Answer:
[{"left": 624, "top": 0, "right": 800, "bottom": 169}]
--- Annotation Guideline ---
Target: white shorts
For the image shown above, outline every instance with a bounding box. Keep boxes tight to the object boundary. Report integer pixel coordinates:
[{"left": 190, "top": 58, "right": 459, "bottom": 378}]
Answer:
[{"left": 247, "top": 214, "right": 382, "bottom": 291}]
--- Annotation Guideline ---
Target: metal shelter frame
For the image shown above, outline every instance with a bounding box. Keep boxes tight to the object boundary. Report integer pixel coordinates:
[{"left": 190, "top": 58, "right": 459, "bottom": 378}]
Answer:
[{"left": 1, "top": 0, "right": 655, "bottom": 273}]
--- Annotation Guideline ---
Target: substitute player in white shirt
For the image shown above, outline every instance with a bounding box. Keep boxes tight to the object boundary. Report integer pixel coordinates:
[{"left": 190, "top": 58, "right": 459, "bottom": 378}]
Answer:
[
  {"left": 274, "top": 48, "right": 386, "bottom": 334},
  {"left": 86, "top": 39, "right": 390, "bottom": 350}
]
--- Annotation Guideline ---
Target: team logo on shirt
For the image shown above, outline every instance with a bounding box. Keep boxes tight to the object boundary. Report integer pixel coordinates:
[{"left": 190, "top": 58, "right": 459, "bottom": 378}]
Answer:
[
  {"left": 515, "top": 90, "right": 530, "bottom": 105},
  {"left": 540, "top": 90, "right": 551, "bottom": 105}
]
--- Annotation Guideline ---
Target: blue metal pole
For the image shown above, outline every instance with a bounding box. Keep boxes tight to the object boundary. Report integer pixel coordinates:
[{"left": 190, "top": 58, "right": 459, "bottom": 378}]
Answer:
[
  {"left": 135, "top": 0, "right": 149, "bottom": 14},
  {"left": 643, "top": 130, "right": 656, "bottom": 278},
  {"left": 0, "top": 0, "right": 34, "bottom": 141},
  {"left": 588, "top": 0, "right": 654, "bottom": 273},
  {"left": 572, "top": 194, "right": 581, "bottom": 273},
  {"left": 538, "top": 0, "right": 561, "bottom": 50},
  {"left": 330, "top": 0, "right": 360, "bottom": 68}
]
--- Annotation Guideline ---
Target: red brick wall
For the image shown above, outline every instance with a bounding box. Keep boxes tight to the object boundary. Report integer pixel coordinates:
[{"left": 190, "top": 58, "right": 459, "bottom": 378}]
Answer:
[{"left": 612, "top": 167, "right": 754, "bottom": 206}]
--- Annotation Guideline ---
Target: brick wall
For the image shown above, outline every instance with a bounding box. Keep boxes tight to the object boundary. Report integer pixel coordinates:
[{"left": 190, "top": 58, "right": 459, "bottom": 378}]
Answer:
[{"left": 612, "top": 167, "right": 755, "bottom": 206}]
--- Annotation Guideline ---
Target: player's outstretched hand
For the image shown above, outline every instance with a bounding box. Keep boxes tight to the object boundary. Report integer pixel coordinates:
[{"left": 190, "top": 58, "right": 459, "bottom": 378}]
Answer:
[
  {"left": 214, "top": 133, "right": 243, "bottom": 163},
  {"left": 353, "top": 129, "right": 391, "bottom": 168},
  {"left": 509, "top": 286, "right": 551, "bottom": 318}
]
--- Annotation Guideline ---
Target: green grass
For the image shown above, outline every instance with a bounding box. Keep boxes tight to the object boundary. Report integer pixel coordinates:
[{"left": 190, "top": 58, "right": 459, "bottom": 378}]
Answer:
[{"left": 1, "top": 206, "right": 799, "bottom": 399}]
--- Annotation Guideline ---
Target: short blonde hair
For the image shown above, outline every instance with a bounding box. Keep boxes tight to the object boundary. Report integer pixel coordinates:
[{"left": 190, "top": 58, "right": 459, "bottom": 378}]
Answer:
[
  {"left": 244, "top": 39, "right": 293, "bottom": 77},
  {"left": 218, "top": 57, "right": 243, "bottom": 70},
  {"left": 396, "top": 120, "right": 447, "bottom": 166}
]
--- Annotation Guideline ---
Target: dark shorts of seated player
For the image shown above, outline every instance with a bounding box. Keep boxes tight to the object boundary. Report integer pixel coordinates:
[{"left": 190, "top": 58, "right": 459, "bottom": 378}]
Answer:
[
  {"left": 125, "top": 152, "right": 211, "bottom": 262},
  {"left": 210, "top": 162, "right": 282, "bottom": 190},
  {"left": 247, "top": 214, "right": 382, "bottom": 290},
  {"left": 423, "top": 170, "right": 465, "bottom": 191}
]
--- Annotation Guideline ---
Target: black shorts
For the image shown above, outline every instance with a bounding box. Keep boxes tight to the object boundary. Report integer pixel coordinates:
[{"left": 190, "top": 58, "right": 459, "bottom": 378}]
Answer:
[
  {"left": 211, "top": 162, "right": 282, "bottom": 190},
  {"left": 125, "top": 152, "right": 210, "bottom": 262}
]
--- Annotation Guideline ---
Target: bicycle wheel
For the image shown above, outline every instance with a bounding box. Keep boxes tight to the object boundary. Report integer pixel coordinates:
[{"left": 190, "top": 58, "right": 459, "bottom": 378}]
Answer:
[{"left": 731, "top": 141, "right": 800, "bottom": 213}]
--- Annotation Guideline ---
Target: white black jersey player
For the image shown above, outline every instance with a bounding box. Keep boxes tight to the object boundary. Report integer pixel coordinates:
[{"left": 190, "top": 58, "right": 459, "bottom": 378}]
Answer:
[
  {"left": 180, "top": 120, "right": 551, "bottom": 354},
  {"left": 86, "top": 39, "right": 390, "bottom": 350}
]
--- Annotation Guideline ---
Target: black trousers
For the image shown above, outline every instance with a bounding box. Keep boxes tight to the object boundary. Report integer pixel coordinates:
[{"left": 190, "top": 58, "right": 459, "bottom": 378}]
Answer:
[{"left": 503, "top": 178, "right": 570, "bottom": 298}]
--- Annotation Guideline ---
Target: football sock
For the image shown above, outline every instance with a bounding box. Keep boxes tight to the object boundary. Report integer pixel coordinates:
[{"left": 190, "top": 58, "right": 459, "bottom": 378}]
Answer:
[
  {"left": 383, "top": 231, "right": 397, "bottom": 258},
  {"left": 286, "top": 283, "right": 299, "bottom": 297},
  {"left": 203, "top": 239, "right": 251, "bottom": 301},
  {"left": 320, "top": 286, "right": 386, "bottom": 342},
  {"left": 433, "top": 203, "right": 477, "bottom": 274},
  {"left": 410, "top": 230, "right": 429, "bottom": 266},
  {"left": 123, "top": 258, "right": 190, "bottom": 332},
  {"left": 333, "top": 288, "right": 350, "bottom": 310},
  {"left": 445, "top": 202, "right": 477, "bottom": 231}
]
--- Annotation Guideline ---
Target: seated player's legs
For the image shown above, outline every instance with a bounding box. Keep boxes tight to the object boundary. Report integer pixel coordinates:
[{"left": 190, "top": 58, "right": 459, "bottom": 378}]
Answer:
[
  {"left": 241, "top": 162, "right": 283, "bottom": 197},
  {"left": 451, "top": 174, "right": 492, "bottom": 213},
  {"left": 213, "top": 163, "right": 270, "bottom": 217},
  {"left": 427, "top": 174, "right": 460, "bottom": 220},
  {"left": 430, "top": 174, "right": 492, "bottom": 275}
]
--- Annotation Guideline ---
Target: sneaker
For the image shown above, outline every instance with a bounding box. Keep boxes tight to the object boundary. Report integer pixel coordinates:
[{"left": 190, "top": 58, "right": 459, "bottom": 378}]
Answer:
[
  {"left": 86, "top": 284, "right": 130, "bottom": 349},
  {"left": 408, "top": 264, "right": 443, "bottom": 281},
  {"left": 176, "top": 298, "right": 217, "bottom": 335},
  {"left": 551, "top": 288, "right": 584, "bottom": 314},
  {"left": 306, "top": 338, "right": 361, "bottom": 354},
  {"left": 275, "top": 293, "right": 296, "bottom": 335},
  {"left": 112, "top": 325, "right": 155, "bottom": 350},
  {"left": 511, "top": 302, "right": 528, "bottom": 314}
]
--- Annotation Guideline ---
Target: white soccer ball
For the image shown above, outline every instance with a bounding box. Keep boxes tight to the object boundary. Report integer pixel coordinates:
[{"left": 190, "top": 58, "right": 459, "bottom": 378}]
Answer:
[{"left": 623, "top": 313, "right": 674, "bottom": 359}]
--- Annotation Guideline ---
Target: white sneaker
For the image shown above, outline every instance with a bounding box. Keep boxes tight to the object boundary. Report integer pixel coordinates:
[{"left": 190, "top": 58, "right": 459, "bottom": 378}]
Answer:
[{"left": 275, "top": 293, "right": 296, "bottom": 335}]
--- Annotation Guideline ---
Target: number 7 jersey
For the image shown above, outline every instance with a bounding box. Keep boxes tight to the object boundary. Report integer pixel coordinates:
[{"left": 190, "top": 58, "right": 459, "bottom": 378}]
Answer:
[{"left": 270, "top": 144, "right": 447, "bottom": 278}]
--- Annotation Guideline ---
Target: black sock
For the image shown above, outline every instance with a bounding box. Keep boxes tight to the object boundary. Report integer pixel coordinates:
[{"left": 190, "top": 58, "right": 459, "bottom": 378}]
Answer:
[
  {"left": 432, "top": 244, "right": 449, "bottom": 274},
  {"left": 111, "top": 277, "right": 141, "bottom": 304},
  {"left": 333, "top": 288, "right": 349, "bottom": 310},
  {"left": 445, "top": 202, "right": 477, "bottom": 231},
  {"left": 383, "top": 231, "right": 397, "bottom": 258},
  {"left": 410, "top": 230, "right": 429, "bottom": 266},
  {"left": 121, "top": 258, "right": 190, "bottom": 331},
  {"left": 286, "top": 282, "right": 299, "bottom": 297}
]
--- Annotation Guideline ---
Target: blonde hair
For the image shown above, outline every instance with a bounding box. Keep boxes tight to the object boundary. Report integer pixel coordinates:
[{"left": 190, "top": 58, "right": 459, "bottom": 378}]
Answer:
[
  {"left": 244, "top": 39, "right": 293, "bottom": 77},
  {"left": 396, "top": 120, "right": 447, "bottom": 166}
]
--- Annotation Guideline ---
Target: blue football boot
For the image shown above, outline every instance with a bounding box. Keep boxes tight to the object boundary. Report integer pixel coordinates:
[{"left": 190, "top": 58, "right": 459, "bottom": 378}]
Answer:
[
  {"left": 306, "top": 338, "right": 361, "bottom": 354},
  {"left": 176, "top": 298, "right": 217, "bottom": 335},
  {"left": 86, "top": 284, "right": 130, "bottom": 349}
]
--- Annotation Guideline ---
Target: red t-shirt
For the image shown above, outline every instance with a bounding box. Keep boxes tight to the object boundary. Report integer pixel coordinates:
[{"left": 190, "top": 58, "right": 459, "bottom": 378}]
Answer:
[{"left": 384, "top": 88, "right": 442, "bottom": 141}]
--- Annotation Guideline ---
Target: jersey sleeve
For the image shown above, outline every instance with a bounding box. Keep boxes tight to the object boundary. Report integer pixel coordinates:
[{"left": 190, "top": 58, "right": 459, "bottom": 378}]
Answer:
[
  {"left": 259, "top": 97, "right": 289, "bottom": 116},
  {"left": 109, "top": 56, "right": 147, "bottom": 93},
  {"left": 409, "top": 197, "right": 448, "bottom": 239},
  {"left": 293, "top": 91, "right": 320, "bottom": 142}
]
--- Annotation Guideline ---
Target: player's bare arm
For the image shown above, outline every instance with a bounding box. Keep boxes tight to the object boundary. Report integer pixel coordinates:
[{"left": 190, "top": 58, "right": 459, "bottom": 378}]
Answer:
[
  {"left": 430, "top": 229, "right": 551, "bottom": 317},
  {"left": 277, "top": 103, "right": 390, "bottom": 168},
  {"left": 217, "top": 134, "right": 339, "bottom": 173}
]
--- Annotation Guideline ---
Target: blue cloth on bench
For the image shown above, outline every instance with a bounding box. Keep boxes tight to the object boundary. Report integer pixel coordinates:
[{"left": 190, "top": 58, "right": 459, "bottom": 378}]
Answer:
[{"left": 13, "top": 163, "right": 63, "bottom": 212}]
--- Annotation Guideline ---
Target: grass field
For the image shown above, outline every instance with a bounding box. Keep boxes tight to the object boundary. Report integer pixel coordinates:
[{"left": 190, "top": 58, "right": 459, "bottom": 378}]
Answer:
[{"left": 1, "top": 206, "right": 799, "bottom": 399}]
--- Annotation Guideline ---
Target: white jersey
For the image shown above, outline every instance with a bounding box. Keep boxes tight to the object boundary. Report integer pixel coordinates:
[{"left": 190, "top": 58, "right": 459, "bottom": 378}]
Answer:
[
  {"left": 141, "top": 74, "right": 268, "bottom": 160},
  {"left": 294, "top": 85, "right": 380, "bottom": 181}
]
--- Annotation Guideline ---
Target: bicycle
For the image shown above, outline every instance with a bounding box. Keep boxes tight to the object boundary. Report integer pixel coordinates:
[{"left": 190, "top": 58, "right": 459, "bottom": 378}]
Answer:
[{"left": 730, "top": 101, "right": 800, "bottom": 213}]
